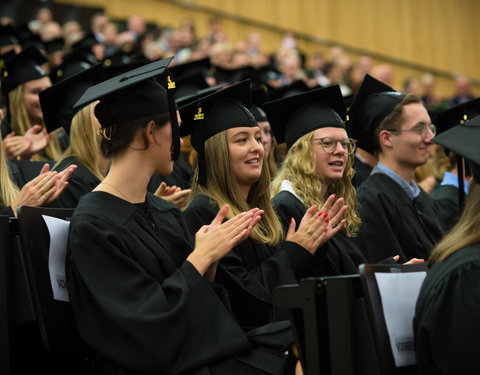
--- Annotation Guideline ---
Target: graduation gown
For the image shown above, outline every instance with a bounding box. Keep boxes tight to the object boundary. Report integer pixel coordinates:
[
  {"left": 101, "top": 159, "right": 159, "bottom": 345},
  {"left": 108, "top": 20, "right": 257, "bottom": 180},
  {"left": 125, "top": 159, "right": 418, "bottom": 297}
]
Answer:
[
  {"left": 184, "top": 194, "right": 313, "bottom": 330},
  {"left": 430, "top": 184, "right": 461, "bottom": 233},
  {"left": 68, "top": 191, "right": 283, "bottom": 375},
  {"left": 49, "top": 156, "right": 101, "bottom": 208},
  {"left": 352, "top": 155, "right": 372, "bottom": 188},
  {"left": 414, "top": 244, "right": 480, "bottom": 375},
  {"left": 353, "top": 173, "right": 443, "bottom": 263},
  {"left": 272, "top": 190, "right": 368, "bottom": 276}
]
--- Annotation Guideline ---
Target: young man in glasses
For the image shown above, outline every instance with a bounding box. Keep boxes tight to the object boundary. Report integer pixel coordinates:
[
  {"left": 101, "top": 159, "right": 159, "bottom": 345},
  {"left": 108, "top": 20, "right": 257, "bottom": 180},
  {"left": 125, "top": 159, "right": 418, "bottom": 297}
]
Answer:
[{"left": 347, "top": 75, "right": 444, "bottom": 263}]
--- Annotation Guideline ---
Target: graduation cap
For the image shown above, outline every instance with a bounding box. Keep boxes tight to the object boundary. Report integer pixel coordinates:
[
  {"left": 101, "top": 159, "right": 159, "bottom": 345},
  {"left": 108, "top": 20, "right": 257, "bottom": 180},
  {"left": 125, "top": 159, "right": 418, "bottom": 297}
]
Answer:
[
  {"left": 249, "top": 85, "right": 269, "bottom": 122},
  {"left": 179, "top": 79, "right": 257, "bottom": 185},
  {"left": 266, "top": 80, "right": 309, "bottom": 102},
  {"left": 0, "top": 24, "right": 20, "bottom": 47},
  {"left": 0, "top": 46, "right": 48, "bottom": 94},
  {"left": 347, "top": 74, "right": 405, "bottom": 154},
  {"left": 44, "top": 37, "right": 65, "bottom": 54},
  {"left": 433, "top": 100, "right": 480, "bottom": 207},
  {"left": 16, "top": 24, "right": 45, "bottom": 52},
  {"left": 71, "top": 32, "right": 99, "bottom": 53},
  {"left": 49, "top": 52, "right": 93, "bottom": 84},
  {"left": 40, "top": 64, "right": 104, "bottom": 134},
  {"left": 434, "top": 97, "right": 480, "bottom": 135},
  {"left": 170, "top": 58, "right": 211, "bottom": 80},
  {"left": 73, "top": 56, "right": 180, "bottom": 159},
  {"left": 263, "top": 84, "right": 347, "bottom": 150},
  {"left": 102, "top": 54, "right": 150, "bottom": 79},
  {"left": 175, "top": 83, "right": 226, "bottom": 108},
  {"left": 173, "top": 71, "right": 209, "bottom": 99}
]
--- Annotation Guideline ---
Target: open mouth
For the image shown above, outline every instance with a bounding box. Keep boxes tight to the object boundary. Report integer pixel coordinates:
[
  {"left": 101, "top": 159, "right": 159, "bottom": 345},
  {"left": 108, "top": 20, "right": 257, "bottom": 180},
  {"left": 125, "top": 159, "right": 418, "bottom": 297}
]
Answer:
[
  {"left": 246, "top": 159, "right": 260, "bottom": 164},
  {"left": 329, "top": 161, "right": 344, "bottom": 167}
]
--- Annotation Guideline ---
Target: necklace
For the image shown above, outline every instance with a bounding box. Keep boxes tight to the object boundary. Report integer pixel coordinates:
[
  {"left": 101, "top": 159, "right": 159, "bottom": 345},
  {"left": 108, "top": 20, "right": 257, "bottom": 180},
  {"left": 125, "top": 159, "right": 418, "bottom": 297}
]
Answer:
[{"left": 100, "top": 181, "right": 129, "bottom": 201}]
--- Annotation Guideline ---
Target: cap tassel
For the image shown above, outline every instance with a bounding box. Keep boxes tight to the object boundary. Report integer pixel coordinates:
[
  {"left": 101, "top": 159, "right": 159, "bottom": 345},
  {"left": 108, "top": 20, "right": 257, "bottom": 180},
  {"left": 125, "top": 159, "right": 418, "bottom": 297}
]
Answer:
[{"left": 167, "top": 75, "right": 176, "bottom": 89}]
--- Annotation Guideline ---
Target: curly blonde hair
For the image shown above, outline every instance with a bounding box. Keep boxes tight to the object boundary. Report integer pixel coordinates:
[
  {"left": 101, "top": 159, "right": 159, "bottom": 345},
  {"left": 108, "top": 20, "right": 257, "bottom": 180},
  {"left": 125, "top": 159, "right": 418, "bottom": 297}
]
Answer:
[{"left": 271, "top": 131, "right": 361, "bottom": 237}]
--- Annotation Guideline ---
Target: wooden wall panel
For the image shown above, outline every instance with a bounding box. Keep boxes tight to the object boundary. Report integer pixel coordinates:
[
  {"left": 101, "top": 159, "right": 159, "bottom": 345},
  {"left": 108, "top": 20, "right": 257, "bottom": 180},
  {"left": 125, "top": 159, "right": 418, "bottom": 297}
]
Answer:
[{"left": 56, "top": 0, "right": 479, "bottom": 97}]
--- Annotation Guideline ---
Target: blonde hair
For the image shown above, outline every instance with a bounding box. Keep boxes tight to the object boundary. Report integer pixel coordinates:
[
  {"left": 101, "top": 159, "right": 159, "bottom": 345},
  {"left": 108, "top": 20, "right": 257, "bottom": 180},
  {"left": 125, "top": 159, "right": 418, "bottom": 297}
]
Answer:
[
  {"left": 189, "top": 130, "right": 283, "bottom": 246},
  {"left": 8, "top": 84, "right": 62, "bottom": 161},
  {"left": 266, "top": 138, "right": 278, "bottom": 178},
  {"left": 429, "top": 181, "right": 480, "bottom": 265},
  {"left": 0, "top": 141, "right": 20, "bottom": 208},
  {"left": 53, "top": 103, "right": 104, "bottom": 180},
  {"left": 271, "top": 131, "right": 361, "bottom": 237}
]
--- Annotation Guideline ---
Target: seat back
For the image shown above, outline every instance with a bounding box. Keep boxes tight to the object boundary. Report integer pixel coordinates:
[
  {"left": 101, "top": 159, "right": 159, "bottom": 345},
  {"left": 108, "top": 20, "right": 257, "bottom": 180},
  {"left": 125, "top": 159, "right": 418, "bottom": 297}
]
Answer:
[{"left": 359, "top": 263, "right": 427, "bottom": 375}]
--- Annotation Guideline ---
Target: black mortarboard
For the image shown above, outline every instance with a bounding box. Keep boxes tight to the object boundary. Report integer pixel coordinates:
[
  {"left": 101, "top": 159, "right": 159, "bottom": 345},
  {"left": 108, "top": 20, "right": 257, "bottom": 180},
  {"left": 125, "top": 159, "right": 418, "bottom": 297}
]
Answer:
[
  {"left": 0, "top": 24, "right": 19, "bottom": 47},
  {"left": 16, "top": 25, "right": 45, "bottom": 52},
  {"left": 102, "top": 52, "right": 150, "bottom": 79},
  {"left": 179, "top": 79, "right": 257, "bottom": 185},
  {"left": 266, "top": 80, "right": 310, "bottom": 102},
  {"left": 434, "top": 98, "right": 480, "bottom": 135},
  {"left": 263, "top": 84, "right": 347, "bottom": 150},
  {"left": 434, "top": 115, "right": 480, "bottom": 184},
  {"left": 175, "top": 83, "right": 226, "bottom": 108},
  {"left": 249, "top": 85, "right": 268, "bottom": 122},
  {"left": 49, "top": 52, "right": 92, "bottom": 84},
  {"left": 173, "top": 71, "right": 209, "bottom": 99},
  {"left": 40, "top": 64, "right": 104, "bottom": 134},
  {"left": 169, "top": 58, "right": 211, "bottom": 80},
  {"left": 347, "top": 74, "right": 405, "bottom": 154},
  {"left": 44, "top": 37, "right": 65, "bottom": 54},
  {"left": 70, "top": 32, "right": 99, "bottom": 64},
  {"left": 0, "top": 46, "right": 47, "bottom": 94},
  {"left": 73, "top": 56, "right": 180, "bottom": 159}
]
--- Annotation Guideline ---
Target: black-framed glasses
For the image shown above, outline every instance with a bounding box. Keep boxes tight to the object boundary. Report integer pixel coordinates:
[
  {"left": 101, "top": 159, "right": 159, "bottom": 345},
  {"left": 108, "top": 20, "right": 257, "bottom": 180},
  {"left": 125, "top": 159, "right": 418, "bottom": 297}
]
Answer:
[
  {"left": 387, "top": 123, "right": 437, "bottom": 138},
  {"left": 311, "top": 137, "right": 358, "bottom": 154}
]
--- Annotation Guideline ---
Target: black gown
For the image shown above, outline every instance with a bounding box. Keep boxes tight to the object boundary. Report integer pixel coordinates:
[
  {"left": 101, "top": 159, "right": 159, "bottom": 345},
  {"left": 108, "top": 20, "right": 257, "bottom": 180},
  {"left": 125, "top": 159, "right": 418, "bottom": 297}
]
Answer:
[
  {"left": 272, "top": 190, "right": 372, "bottom": 276},
  {"left": 49, "top": 156, "right": 101, "bottom": 208},
  {"left": 184, "top": 194, "right": 313, "bottom": 330},
  {"left": 352, "top": 155, "right": 372, "bottom": 188},
  {"left": 353, "top": 173, "right": 444, "bottom": 263},
  {"left": 414, "top": 244, "right": 480, "bottom": 374},
  {"left": 430, "top": 184, "right": 461, "bottom": 233},
  {"left": 0, "top": 160, "right": 26, "bottom": 216},
  {"left": 68, "top": 191, "right": 285, "bottom": 375}
]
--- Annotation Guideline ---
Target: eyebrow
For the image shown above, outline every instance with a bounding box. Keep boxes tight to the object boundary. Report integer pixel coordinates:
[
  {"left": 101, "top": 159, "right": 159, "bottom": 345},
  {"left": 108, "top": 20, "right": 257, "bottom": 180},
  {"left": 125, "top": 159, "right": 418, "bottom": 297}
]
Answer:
[{"left": 230, "top": 129, "right": 261, "bottom": 138}]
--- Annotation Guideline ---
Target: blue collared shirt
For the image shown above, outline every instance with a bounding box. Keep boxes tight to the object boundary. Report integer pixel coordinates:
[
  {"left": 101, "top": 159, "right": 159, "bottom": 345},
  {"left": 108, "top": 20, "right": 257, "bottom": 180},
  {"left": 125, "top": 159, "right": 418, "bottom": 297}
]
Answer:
[
  {"left": 440, "top": 171, "right": 469, "bottom": 195},
  {"left": 372, "top": 162, "right": 421, "bottom": 200}
]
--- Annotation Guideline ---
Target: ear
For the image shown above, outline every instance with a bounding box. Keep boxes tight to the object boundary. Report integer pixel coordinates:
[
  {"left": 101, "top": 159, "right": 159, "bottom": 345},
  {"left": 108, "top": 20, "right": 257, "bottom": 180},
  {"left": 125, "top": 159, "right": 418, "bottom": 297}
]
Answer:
[
  {"left": 145, "top": 120, "right": 157, "bottom": 144},
  {"left": 378, "top": 129, "right": 394, "bottom": 149}
]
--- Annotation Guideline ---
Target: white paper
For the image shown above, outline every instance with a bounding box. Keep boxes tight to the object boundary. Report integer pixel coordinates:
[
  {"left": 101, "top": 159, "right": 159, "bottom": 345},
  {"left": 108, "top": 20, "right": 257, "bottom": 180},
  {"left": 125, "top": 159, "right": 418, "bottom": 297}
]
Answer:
[
  {"left": 43, "top": 215, "right": 71, "bottom": 302},
  {"left": 374, "top": 271, "right": 426, "bottom": 367}
]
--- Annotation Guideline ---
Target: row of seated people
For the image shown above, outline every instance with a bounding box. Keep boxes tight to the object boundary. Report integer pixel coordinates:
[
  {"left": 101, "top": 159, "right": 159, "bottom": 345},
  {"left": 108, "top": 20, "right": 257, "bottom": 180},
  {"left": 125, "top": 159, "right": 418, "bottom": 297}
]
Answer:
[{"left": 1, "top": 48, "right": 479, "bottom": 374}]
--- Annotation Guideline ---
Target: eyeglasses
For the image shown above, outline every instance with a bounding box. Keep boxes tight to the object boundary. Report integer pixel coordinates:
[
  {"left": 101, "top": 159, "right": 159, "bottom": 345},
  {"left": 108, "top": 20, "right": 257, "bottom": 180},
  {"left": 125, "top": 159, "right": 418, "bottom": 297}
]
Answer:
[
  {"left": 311, "top": 137, "right": 358, "bottom": 154},
  {"left": 387, "top": 123, "right": 437, "bottom": 138}
]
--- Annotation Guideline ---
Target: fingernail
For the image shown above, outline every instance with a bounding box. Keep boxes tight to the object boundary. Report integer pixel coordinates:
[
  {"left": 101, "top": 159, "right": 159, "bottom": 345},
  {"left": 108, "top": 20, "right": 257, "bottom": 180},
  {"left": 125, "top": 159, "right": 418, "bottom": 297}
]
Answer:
[
  {"left": 290, "top": 218, "right": 294, "bottom": 224},
  {"left": 317, "top": 212, "right": 322, "bottom": 217},
  {"left": 325, "top": 218, "right": 329, "bottom": 223},
  {"left": 323, "top": 229, "right": 328, "bottom": 233},
  {"left": 323, "top": 213, "right": 328, "bottom": 218}
]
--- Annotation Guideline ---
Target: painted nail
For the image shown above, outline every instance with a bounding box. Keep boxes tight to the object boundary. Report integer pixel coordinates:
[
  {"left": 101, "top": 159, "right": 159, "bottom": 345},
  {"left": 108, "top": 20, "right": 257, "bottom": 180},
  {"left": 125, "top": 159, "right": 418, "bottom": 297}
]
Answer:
[
  {"left": 317, "top": 212, "right": 323, "bottom": 217},
  {"left": 323, "top": 213, "right": 328, "bottom": 218},
  {"left": 324, "top": 229, "right": 328, "bottom": 233},
  {"left": 325, "top": 218, "right": 330, "bottom": 223}
]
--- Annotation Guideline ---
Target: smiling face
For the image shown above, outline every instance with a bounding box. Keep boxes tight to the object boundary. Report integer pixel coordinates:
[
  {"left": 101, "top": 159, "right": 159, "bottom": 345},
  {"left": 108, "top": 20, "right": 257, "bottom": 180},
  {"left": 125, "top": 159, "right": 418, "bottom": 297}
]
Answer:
[
  {"left": 311, "top": 127, "right": 349, "bottom": 182},
  {"left": 227, "top": 126, "right": 265, "bottom": 192},
  {"left": 22, "top": 76, "right": 51, "bottom": 124},
  {"left": 391, "top": 103, "right": 434, "bottom": 169}
]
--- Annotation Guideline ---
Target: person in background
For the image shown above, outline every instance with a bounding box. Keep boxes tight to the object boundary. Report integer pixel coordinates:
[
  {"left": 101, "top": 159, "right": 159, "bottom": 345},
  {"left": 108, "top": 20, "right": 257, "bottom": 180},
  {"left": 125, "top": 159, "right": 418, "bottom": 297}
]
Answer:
[{"left": 414, "top": 114, "right": 480, "bottom": 375}]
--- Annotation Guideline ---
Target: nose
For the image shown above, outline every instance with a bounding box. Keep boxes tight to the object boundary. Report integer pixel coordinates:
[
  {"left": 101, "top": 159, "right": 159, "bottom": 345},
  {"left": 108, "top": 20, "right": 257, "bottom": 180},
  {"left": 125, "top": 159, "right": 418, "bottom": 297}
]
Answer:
[{"left": 333, "top": 141, "right": 346, "bottom": 155}]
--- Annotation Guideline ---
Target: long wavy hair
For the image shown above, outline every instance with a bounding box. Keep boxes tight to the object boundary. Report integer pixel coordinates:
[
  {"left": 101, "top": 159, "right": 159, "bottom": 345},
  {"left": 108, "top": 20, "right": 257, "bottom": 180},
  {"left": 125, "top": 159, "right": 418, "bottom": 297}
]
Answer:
[
  {"left": 189, "top": 130, "right": 283, "bottom": 246},
  {"left": 0, "top": 140, "right": 20, "bottom": 208},
  {"left": 271, "top": 131, "right": 361, "bottom": 237},
  {"left": 8, "top": 84, "right": 62, "bottom": 161},
  {"left": 429, "top": 180, "right": 480, "bottom": 266},
  {"left": 53, "top": 103, "right": 105, "bottom": 180}
]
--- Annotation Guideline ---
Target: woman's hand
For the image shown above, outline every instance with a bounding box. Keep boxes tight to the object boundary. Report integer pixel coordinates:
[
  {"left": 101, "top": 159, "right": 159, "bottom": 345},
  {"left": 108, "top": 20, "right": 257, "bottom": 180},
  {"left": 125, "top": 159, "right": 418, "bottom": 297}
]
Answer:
[
  {"left": 154, "top": 182, "right": 192, "bottom": 210},
  {"left": 393, "top": 255, "right": 425, "bottom": 265},
  {"left": 9, "top": 163, "right": 77, "bottom": 216},
  {"left": 3, "top": 132, "right": 32, "bottom": 159},
  {"left": 187, "top": 205, "right": 262, "bottom": 276},
  {"left": 25, "top": 125, "right": 50, "bottom": 156}
]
